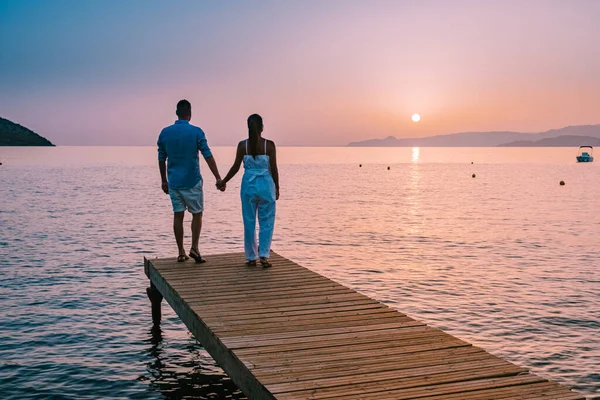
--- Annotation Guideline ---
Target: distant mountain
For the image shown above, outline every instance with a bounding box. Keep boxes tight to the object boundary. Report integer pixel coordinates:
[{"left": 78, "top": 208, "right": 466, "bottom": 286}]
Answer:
[
  {"left": 499, "top": 135, "right": 600, "bottom": 147},
  {"left": 0, "top": 117, "right": 54, "bottom": 146},
  {"left": 348, "top": 124, "right": 600, "bottom": 147}
]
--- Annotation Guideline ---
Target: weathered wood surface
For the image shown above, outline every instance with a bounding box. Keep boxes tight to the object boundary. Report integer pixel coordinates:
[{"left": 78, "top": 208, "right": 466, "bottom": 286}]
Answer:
[{"left": 144, "top": 252, "right": 585, "bottom": 400}]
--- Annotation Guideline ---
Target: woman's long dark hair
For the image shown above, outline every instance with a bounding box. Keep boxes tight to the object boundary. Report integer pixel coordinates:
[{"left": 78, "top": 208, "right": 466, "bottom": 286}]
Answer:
[{"left": 247, "top": 114, "right": 263, "bottom": 158}]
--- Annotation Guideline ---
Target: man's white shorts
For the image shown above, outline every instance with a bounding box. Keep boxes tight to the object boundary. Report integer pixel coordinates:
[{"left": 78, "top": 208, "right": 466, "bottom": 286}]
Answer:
[{"left": 169, "top": 179, "right": 204, "bottom": 214}]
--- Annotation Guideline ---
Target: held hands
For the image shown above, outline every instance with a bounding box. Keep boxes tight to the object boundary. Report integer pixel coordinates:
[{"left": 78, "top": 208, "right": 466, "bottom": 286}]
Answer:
[
  {"left": 214, "top": 179, "right": 277, "bottom": 198},
  {"left": 161, "top": 181, "right": 169, "bottom": 194},
  {"left": 216, "top": 179, "right": 226, "bottom": 192}
]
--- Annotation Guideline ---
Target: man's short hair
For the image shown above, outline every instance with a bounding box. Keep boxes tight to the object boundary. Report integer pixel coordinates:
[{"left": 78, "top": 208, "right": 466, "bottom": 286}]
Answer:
[{"left": 176, "top": 100, "right": 191, "bottom": 118}]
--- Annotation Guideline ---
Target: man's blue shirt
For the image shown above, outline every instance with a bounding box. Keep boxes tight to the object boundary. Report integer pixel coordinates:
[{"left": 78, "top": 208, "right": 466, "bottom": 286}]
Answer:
[{"left": 157, "top": 120, "right": 213, "bottom": 189}]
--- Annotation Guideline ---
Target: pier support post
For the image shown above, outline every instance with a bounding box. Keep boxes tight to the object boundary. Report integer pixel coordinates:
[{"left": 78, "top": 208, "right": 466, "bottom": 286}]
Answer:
[{"left": 146, "top": 283, "right": 163, "bottom": 324}]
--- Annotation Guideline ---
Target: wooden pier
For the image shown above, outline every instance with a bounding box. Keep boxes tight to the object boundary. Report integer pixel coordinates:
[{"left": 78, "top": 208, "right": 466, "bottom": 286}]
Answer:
[{"left": 144, "top": 252, "right": 584, "bottom": 400}]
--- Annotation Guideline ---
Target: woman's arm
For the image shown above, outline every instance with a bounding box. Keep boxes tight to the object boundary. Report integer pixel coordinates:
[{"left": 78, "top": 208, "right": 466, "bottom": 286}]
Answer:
[
  {"left": 268, "top": 140, "right": 280, "bottom": 200},
  {"left": 220, "top": 141, "right": 245, "bottom": 187}
]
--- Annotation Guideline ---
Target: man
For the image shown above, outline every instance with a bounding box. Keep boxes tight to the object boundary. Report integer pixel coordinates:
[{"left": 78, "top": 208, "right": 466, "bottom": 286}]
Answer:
[{"left": 158, "top": 99, "right": 223, "bottom": 262}]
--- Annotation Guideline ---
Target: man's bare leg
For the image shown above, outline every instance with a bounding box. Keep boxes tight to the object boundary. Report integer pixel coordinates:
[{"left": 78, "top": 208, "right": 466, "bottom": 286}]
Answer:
[
  {"left": 173, "top": 211, "right": 186, "bottom": 258},
  {"left": 191, "top": 212, "right": 203, "bottom": 253}
]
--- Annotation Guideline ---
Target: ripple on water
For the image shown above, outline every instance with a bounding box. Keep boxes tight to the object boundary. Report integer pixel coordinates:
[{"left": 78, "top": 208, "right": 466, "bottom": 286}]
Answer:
[{"left": 0, "top": 147, "right": 598, "bottom": 398}]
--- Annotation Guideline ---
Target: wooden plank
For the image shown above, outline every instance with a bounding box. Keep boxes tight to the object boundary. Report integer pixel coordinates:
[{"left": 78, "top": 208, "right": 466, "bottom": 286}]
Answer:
[
  {"left": 161, "top": 268, "right": 319, "bottom": 284},
  {"left": 206, "top": 307, "right": 407, "bottom": 328},
  {"left": 232, "top": 328, "right": 452, "bottom": 356},
  {"left": 192, "top": 299, "right": 384, "bottom": 318},
  {"left": 186, "top": 292, "right": 374, "bottom": 308},
  {"left": 273, "top": 365, "right": 527, "bottom": 399},
  {"left": 237, "top": 338, "right": 471, "bottom": 370},
  {"left": 170, "top": 277, "right": 341, "bottom": 291},
  {"left": 212, "top": 312, "right": 414, "bottom": 332},
  {"left": 267, "top": 358, "right": 519, "bottom": 394},
  {"left": 198, "top": 302, "right": 388, "bottom": 320},
  {"left": 321, "top": 374, "right": 582, "bottom": 400},
  {"left": 161, "top": 263, "right": 316, "bottom": 278},
  {"left": 144, "top": 253, "right": 585, "bottom": 400},
  {"left": 221, "top": 321, "right": 427, "bottom": 345},
  {"left": 414, "top": 381, "right": 585, "bottom": 400},
  {"left": 254, "top": 347, "right": 492, "bottom": 385},
  {"left": 176, "top": 285, "right": 356, "bottom": 302},
  {"left": 227, "top": 324, "right": 439, "bottom": 349},
  {"left": 249, "top": 346, "right": 486, "bottom": 378},
  {"left": 212, "top": 315, "right": 416, "bottom": 337},
  {"left": 171, "top": 279, "right": 339, "bottom": 294},
  {"left": 210, "top": 309, "right": 405, "bottom": 329}
]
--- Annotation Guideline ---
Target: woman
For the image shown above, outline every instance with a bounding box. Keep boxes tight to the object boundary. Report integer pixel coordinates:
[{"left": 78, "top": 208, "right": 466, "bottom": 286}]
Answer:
[{"left": 219, "top": 114, "right": 279, "bottom": 267}]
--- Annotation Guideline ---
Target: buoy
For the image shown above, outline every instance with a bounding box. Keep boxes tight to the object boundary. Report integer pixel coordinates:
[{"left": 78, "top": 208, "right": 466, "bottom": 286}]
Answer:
[
  {"left": 472, "top": 174, "right": 476, "bottom": 178},
  {"left": 560, "top": 181, "right": 565, "bottom": 186},
  {"left": 387, "top": 166, "right": 390, "bottom": 170}
]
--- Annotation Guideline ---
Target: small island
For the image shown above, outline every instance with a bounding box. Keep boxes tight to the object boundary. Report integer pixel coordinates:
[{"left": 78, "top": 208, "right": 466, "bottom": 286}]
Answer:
[
  {"left": 497, "top": 135, "right": 600, "bottom": 147},
  {"left": 348, "top": 124, "right": 600, "bottom": 147},
  {"left": 0, "top": 117, "right": 54, "bottom": 146}
]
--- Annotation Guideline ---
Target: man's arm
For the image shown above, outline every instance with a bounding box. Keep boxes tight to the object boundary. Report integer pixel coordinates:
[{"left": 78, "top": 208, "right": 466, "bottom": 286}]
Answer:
[
  {"left": 197, "top": 129, "right": 221, "bottom": 184},
  {"left": 204, "top": 155, "right": 222, "bottom": 184},
  {"left": 159, "top": 161, "right": 168, "bottom": 194},
  {"left": 158, "top": 135, "right": 169, "bottom": 194}
]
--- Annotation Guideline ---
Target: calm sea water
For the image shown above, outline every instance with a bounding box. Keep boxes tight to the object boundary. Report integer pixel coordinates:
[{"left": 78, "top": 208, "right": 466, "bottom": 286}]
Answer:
[{"left": 1, "top": 146, "right": 598, "bottom": 399}]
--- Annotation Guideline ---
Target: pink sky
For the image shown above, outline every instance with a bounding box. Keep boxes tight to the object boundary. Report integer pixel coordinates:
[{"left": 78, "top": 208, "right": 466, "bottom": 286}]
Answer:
[{"left": 1, "top": 0, "right": 599, "bottom": 146}]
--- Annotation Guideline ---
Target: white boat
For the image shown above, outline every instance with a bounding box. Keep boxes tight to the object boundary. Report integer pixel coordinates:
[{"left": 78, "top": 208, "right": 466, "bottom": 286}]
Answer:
[{"left": 576, "top": 146, "right": 594, "bottom": 163}]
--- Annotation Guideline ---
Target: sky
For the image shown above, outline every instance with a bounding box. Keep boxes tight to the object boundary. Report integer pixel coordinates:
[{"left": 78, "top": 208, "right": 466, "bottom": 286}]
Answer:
[{"left": 1, "top": 0, "right": 599, "bottom": 146}]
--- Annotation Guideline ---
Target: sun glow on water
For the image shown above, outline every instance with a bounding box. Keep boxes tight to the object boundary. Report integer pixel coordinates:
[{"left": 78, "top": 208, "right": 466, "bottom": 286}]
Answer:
[{"left": 412, "top": 147, "right": 420, "bottom": 163}]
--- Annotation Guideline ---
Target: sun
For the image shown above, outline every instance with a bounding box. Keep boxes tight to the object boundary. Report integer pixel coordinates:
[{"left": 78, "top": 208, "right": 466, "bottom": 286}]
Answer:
[{"left": 412, "top": 113, "right": 421, "bottom": 123}]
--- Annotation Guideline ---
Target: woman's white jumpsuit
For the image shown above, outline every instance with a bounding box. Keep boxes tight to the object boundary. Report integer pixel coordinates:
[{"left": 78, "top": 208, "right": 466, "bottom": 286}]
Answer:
[{"left": 241, "top": 140, "right": 276, "bottom": 260}]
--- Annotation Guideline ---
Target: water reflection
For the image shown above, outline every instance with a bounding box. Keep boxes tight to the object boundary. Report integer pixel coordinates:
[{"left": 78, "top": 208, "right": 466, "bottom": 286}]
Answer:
[
  {"left": 143, "top": 325, "right": 246, "bottom": 399},
  {"left": 145, "top": 325, "right": 166, "bottom": 380},
  {"left": 407, "top": 163, "right": 423, "bottom": 229},
  {"left": 412, "top": 147, "right": 420, "bottom": 163}
]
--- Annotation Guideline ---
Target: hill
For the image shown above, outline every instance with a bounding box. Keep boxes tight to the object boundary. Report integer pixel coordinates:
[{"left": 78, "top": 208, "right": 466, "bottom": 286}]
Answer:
[
  {"left": 498, "top": 135, "right": 600, "bottom": 147},
  {"left": 348, "top": 125, "right": 600, "bottom": 147},
  {"left": 0, "top": 117, "right": 54, "bottom": 146}
]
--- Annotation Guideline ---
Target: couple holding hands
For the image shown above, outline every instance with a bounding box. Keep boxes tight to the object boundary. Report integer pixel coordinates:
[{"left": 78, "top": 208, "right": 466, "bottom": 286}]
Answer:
[{"left": 158, "top": 100, "right": 279, "bottom": 268}]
